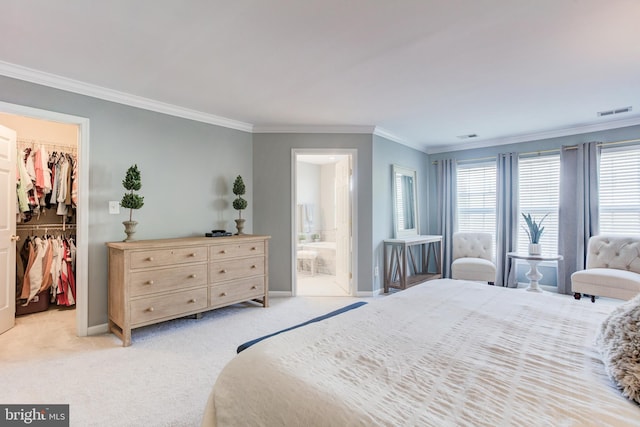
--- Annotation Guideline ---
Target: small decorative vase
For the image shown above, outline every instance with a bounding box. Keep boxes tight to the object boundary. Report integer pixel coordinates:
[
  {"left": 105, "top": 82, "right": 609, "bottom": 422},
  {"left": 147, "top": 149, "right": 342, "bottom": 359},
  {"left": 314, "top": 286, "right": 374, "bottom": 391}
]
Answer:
[
  {"left": 234, "top": 218, "right": 246, "bottom": 235},
  {"left": 528, "top": 243, "right": 541, "bottom": 255},
  {"left": 123, "top": 220, "right": 138, "bottom": 242}
]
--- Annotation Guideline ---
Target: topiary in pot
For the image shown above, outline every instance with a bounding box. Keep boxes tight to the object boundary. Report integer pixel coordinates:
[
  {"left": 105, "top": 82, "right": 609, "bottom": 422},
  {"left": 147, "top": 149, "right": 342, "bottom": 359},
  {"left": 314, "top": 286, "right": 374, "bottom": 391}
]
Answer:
[
  {"left": 120, "top": 164, "right": 144, "bottom": 241},
  {"left": 232, "top": 175, "right": 248, "bottom": 234}
]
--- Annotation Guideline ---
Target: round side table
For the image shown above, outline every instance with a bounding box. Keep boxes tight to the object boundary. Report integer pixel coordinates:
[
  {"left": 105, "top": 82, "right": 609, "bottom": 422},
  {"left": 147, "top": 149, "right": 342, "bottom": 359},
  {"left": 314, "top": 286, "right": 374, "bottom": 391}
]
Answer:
[{"left": 507, "top": 252, "right": 563, "bottom": 292}]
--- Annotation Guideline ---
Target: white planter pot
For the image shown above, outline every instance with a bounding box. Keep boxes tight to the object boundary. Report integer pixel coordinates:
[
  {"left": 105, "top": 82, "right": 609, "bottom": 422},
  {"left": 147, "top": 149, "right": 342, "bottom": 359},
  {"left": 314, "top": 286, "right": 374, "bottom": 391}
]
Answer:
[{"left": 528, "top": 243, "right": 541, "bottom": 255}]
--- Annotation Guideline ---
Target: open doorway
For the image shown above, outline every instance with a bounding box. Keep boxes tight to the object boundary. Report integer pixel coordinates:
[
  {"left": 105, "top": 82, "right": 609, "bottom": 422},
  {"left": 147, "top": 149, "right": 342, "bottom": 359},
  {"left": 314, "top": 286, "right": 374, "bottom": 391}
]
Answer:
[
  {"left": 0, "top": 102, "right": 89, "bottom": 338},
  {"left": 293, "top": 150, "right": 354, "bottom": 296}
]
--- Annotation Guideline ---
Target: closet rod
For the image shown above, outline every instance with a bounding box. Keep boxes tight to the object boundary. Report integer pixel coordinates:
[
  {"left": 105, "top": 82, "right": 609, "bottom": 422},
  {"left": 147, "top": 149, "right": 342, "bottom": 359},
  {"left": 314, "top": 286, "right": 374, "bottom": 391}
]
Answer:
[
  {"left": 16, "top": 223, "right": 76, "bottom": 230},
  {"left": 563, "top": 137, "right": 640, "bottom": 150},
  {"left": 17, "top": 139, "right": 77, "bottom": 154}
]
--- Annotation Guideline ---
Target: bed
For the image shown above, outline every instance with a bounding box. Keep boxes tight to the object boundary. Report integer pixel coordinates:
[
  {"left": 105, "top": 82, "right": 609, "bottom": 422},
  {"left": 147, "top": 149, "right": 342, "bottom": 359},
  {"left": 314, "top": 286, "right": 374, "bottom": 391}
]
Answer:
[{"left": 202, "top": 279, "right": 640, "bottom": 426}]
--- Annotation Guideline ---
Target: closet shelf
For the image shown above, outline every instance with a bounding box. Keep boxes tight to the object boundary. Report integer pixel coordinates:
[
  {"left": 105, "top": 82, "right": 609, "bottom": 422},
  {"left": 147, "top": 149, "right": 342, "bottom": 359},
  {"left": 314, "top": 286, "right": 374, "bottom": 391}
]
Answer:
[{"left": 17, "top": 223, "right": 76, "bottom": 230}]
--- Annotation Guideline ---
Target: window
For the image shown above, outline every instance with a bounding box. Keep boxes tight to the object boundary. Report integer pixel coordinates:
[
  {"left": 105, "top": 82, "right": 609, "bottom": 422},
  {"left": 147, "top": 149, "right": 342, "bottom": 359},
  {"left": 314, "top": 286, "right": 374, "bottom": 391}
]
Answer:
[
  {"left": 457, "top": 162, "right": 497, "bottom": 245},
  {"left": 599, "top": 146, "right": 640, "bottom": 234},
  {"left": 517, "top": 155, "right": 560, "bottom": 254}
]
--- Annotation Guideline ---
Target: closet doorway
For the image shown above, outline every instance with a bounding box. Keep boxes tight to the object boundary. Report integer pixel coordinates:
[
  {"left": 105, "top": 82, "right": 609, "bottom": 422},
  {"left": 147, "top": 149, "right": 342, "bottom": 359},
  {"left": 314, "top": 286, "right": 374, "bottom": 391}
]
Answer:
[
  {"left": 0, "top": 102, "right": 89, "bottom": 338},
  {"left": 292, "top": 149, "right": 356, "bottom": 297}
]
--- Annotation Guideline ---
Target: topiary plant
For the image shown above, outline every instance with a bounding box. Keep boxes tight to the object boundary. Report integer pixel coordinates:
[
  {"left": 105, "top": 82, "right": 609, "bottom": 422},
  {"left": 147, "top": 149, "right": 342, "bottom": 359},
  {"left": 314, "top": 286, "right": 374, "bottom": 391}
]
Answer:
[
  {"left": 120, "top": 164, "right": 144, "bottom": 222},
  {"left": 232, "top": 175, "right": 247, "bottom": 219}
]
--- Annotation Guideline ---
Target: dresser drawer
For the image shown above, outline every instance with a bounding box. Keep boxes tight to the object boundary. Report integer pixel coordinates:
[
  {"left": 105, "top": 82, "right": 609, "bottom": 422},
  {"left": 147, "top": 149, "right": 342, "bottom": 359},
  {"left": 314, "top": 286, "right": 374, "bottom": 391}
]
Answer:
[
  {"left": 129, "top": 264, "right": 207, "bottom": 297},
  {"left": 210, "top": 256, "right": 264, "bottom": 283},
  {"left": 210, "top": 241, "right": 264, "bottom": 260},
  {"left": 130, "top": 246, "right": 208, "bottom": 269},
  {"left": 210, "top": 277, "right": 265, "bottom": 308},
  {"left": 130, "top": 288, "right": 207, "bottom": 326}
]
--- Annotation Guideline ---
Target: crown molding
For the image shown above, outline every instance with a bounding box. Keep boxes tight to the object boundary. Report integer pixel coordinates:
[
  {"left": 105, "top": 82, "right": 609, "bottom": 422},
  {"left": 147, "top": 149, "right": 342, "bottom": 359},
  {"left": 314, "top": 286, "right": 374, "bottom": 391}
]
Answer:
[
  {"left": 253, "top": 124, "right": 376, "bottom": 134},
  {"left": 0, "top": 61, "right": 253, "bottom": 133},
  {"left": 426, "top": 115, "right": 640, "bottom": 154},
  {"left": 373, "top": 127, "right": 427, "bottom": 153}
]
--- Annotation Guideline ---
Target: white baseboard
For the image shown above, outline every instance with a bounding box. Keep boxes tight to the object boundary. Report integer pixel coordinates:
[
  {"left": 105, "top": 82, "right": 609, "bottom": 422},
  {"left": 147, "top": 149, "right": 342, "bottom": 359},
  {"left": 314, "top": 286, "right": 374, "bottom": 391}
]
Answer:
[
  {"left": 356, "top": 288, "right": 385, "bottom": 297},
  {"left": 269, "top": 291, "right": 293, "bottom": 298}
]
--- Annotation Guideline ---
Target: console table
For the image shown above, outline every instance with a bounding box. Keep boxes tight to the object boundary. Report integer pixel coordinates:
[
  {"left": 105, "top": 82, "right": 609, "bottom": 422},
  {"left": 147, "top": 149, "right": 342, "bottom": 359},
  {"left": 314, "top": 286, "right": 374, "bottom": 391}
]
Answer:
[
  {"left": 507, "top": 252, "right": 563, "bottom": 293},
  {"left": 383, "top": 235, "right": 442, "bottom": 293}
]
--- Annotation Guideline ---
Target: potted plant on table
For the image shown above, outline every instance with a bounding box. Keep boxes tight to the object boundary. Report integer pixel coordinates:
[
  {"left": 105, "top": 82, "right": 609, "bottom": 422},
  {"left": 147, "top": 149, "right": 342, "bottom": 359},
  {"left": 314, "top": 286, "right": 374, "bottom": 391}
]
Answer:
[
  {"left": 120, "top": 164, "right": 144, "bottom": 242},
  {"left": 521, "top": 213, "right": 548, "bottom": 255},
  {"left": 232, "top": 175, "right": 248, "bottom": 235}
]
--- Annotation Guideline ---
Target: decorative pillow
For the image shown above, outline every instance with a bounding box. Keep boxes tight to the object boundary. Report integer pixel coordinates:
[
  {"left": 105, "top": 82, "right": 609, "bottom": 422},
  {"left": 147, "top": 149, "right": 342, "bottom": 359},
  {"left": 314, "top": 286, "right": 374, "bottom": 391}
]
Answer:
[{"left": 595, "top": 293, "right": 640, "bottom": 404}]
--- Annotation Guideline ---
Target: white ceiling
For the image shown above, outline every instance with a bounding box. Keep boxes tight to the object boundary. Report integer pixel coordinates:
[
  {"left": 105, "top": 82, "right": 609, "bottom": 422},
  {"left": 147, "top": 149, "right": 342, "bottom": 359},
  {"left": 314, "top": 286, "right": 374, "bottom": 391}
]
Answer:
[{"left": 1, "top": 0, "right": 639, "bottom": 153}]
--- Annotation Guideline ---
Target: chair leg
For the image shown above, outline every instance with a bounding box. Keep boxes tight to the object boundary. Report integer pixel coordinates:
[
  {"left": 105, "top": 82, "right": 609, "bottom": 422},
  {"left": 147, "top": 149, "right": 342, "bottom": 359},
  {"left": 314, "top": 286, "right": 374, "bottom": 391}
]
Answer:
[
  {"left": 488, "top": 282, "right": 495, "bottom": 286},
  {"left": 574, "top": 292, "right": 582, "bottom": 300},
  {"left": 590, "top": 295, "right": 596, "bottom": 303}
]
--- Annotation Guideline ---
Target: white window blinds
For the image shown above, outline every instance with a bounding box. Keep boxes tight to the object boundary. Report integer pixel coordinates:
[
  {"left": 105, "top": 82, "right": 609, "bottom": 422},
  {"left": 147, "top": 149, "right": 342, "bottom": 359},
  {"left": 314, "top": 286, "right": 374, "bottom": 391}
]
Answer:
[
  {"left": 457, "top": 162, "right": 497, "bottom": 240},
  {"left": 599, "top": 146, "right": 640, "bottom": 234},
  {"left": 517, "top": 155, "right": 560, "bottom": 254}
]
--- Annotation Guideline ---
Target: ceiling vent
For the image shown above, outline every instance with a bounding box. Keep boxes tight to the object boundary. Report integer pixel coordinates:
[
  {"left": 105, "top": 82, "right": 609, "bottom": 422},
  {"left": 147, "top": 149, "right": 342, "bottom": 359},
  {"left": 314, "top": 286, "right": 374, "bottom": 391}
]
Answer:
[
  {"left": 457, "top": 133, "right": 478, "bottom": 139},
  {"left": 597, "top": 106, "right": 633, "bottom": 117}
]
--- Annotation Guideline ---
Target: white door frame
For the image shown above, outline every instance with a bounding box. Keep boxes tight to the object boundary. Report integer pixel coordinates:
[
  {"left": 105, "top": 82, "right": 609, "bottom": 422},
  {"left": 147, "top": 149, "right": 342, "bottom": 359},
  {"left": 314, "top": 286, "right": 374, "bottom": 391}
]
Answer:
[
  {"left": 0, "top": 101, "right": 90, "bottom": 337},
  {"left": 291, "top": 148, "right": 357, "bottom": 296}
]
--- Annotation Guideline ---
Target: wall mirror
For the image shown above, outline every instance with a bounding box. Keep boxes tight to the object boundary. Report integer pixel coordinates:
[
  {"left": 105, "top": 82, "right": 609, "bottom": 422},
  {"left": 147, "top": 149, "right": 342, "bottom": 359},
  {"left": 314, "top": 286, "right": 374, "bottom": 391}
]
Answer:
[{"left": 392, "top": 164, "right": 419, "bottom": 238}]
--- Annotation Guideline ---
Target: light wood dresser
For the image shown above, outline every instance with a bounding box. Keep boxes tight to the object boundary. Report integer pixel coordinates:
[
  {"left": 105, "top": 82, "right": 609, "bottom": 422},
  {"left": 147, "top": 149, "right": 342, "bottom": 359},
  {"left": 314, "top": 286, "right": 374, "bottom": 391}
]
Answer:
[{"left": 107, "top": 235, "right": 270, "bottom": 346}]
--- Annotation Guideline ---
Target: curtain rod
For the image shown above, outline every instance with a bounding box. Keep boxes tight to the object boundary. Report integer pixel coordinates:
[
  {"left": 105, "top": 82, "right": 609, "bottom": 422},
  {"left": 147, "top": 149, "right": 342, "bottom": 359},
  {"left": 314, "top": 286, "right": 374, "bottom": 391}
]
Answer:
[
  {"left": 432, "top": 136, "right": 640, "bottom": 164},
  {"left": 563, "top": 137, "right": 640, "bottom": 150}
]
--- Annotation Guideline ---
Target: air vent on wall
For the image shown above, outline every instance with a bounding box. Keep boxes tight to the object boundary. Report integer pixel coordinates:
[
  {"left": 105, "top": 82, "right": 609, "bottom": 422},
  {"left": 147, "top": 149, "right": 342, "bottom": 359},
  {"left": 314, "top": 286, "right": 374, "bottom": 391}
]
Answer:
[
  {"left": 597, "top": 106, "right": 633, "bottom": 117},
  {"left": 457, "top": 133, "right": 478, "bottom": 139}
]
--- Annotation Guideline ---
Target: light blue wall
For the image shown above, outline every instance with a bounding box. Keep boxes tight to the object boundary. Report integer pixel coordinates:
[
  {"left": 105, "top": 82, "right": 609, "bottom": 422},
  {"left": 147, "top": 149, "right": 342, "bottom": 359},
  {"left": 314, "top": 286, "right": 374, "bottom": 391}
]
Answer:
[
  {"left": 0, "top": 76, "right": 253, "bottom": 327},
  {"left": 252, "top": 133, "right": 373, "bottom": 294},
  {"left": 372, "top": 135, "right": 429, "bottom": 291}
]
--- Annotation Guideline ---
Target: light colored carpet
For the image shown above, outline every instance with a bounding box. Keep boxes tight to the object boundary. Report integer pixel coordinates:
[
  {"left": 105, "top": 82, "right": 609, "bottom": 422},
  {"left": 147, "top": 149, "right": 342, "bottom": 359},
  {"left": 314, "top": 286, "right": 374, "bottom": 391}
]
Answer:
[{"left": 0, "top": 296, "right": 369, "bottom": 427}]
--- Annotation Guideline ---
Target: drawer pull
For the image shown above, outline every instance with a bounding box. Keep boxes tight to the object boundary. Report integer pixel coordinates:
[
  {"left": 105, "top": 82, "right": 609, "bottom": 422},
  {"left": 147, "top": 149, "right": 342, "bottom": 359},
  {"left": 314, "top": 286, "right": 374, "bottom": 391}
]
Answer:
[
  {"left": 189, "top": 274, "right": 197, "bottom": 279},
  {"left": 251, "top": 247, "right": 257, "bottom": 251},
  {"left": 190, "top": 253, "right": 197, "bottom": 257},
  {"left": 251, "top": 265, "right": 257, "bottom": 269},
  {"left": 146, "top": 257, "right": 154, "bottom": 262},
  {"left": 188, "top": 298, "right": 197, "bottom": 303},
  {"left": 220, "top": 250, "right": 227, "bottom": 254},
  {"left": 251, "top": 285, "right": 257, "bottom": 290},
  {"left": 220, "top": 269, "right": 227, "bottom": 274},
  {"left": 220, "top": 292, "right": 227, "bottom": 297},
  {"left": 146, "top": 280, "right": 154, "bottom": 285},
  {"left": 146, "top": 307, "right": 154, "bottom": 312}
]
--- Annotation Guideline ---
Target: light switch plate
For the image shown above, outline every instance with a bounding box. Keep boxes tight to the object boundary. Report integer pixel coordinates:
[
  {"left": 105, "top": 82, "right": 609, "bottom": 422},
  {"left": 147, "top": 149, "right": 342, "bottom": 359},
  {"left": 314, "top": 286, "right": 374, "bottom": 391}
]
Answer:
[{"left": 109, "top": 201, "right": 120, "bottom": 215}]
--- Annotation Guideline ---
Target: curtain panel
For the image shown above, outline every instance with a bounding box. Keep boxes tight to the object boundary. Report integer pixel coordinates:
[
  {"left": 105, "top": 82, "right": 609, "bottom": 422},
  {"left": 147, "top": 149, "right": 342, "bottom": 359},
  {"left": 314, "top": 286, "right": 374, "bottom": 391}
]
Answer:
[
  {"left": 496, "top": 153, "right": 518, "bottom": 287},
  {"left": 557, "top": 142, "right": 600, "bottom": 295},
  {"left": 436, "top": 159, "right": 457, "bottom": 278}
]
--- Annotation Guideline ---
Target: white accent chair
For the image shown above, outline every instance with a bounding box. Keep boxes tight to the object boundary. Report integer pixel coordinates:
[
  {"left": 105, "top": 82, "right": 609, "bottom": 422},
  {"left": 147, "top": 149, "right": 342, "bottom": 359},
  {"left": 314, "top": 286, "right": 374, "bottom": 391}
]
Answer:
[
  {"left": 451, "top": 232, "right": 496, "bottom": 284},
  {"left": 571, "top": 235, "right": 640, "bottom": 302}
]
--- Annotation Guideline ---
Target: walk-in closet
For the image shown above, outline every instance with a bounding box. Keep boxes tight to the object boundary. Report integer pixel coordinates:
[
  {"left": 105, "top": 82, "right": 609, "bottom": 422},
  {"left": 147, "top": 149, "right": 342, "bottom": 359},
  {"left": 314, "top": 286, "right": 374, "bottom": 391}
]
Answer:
[{"left": 1, "top": 113, "right": 79, "bottom": 336}]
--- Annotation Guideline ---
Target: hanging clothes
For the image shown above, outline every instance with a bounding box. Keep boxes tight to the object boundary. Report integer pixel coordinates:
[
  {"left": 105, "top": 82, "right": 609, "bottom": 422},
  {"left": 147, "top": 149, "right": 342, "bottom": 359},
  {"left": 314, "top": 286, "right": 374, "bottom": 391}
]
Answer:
[
  {"left": 16, "top": 233, "right": 77, "bottom": 310},
  {"left": 16, "top": 143, "right": 77, "bottom": 223},
  {"left": 14, "top": 139, "right": 78, "bottom": 315}
]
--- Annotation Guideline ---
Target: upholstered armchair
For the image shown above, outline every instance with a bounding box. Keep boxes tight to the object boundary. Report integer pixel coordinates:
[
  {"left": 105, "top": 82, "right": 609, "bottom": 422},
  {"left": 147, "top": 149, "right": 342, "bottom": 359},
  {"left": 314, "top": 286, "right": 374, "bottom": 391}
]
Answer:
[
  {"left": 451, "top": 232, "right": 496, "bottom": 284},
  {"left": 571, "top": 235, "right": 640, "bottom": 302}
]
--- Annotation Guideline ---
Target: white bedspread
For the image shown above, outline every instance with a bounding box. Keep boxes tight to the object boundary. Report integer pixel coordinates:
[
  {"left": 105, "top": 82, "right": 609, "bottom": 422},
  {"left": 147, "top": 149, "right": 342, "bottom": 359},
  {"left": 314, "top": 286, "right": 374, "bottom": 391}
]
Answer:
[{"left": 203, "top": 280, "right": 640, "bottom": 426}]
